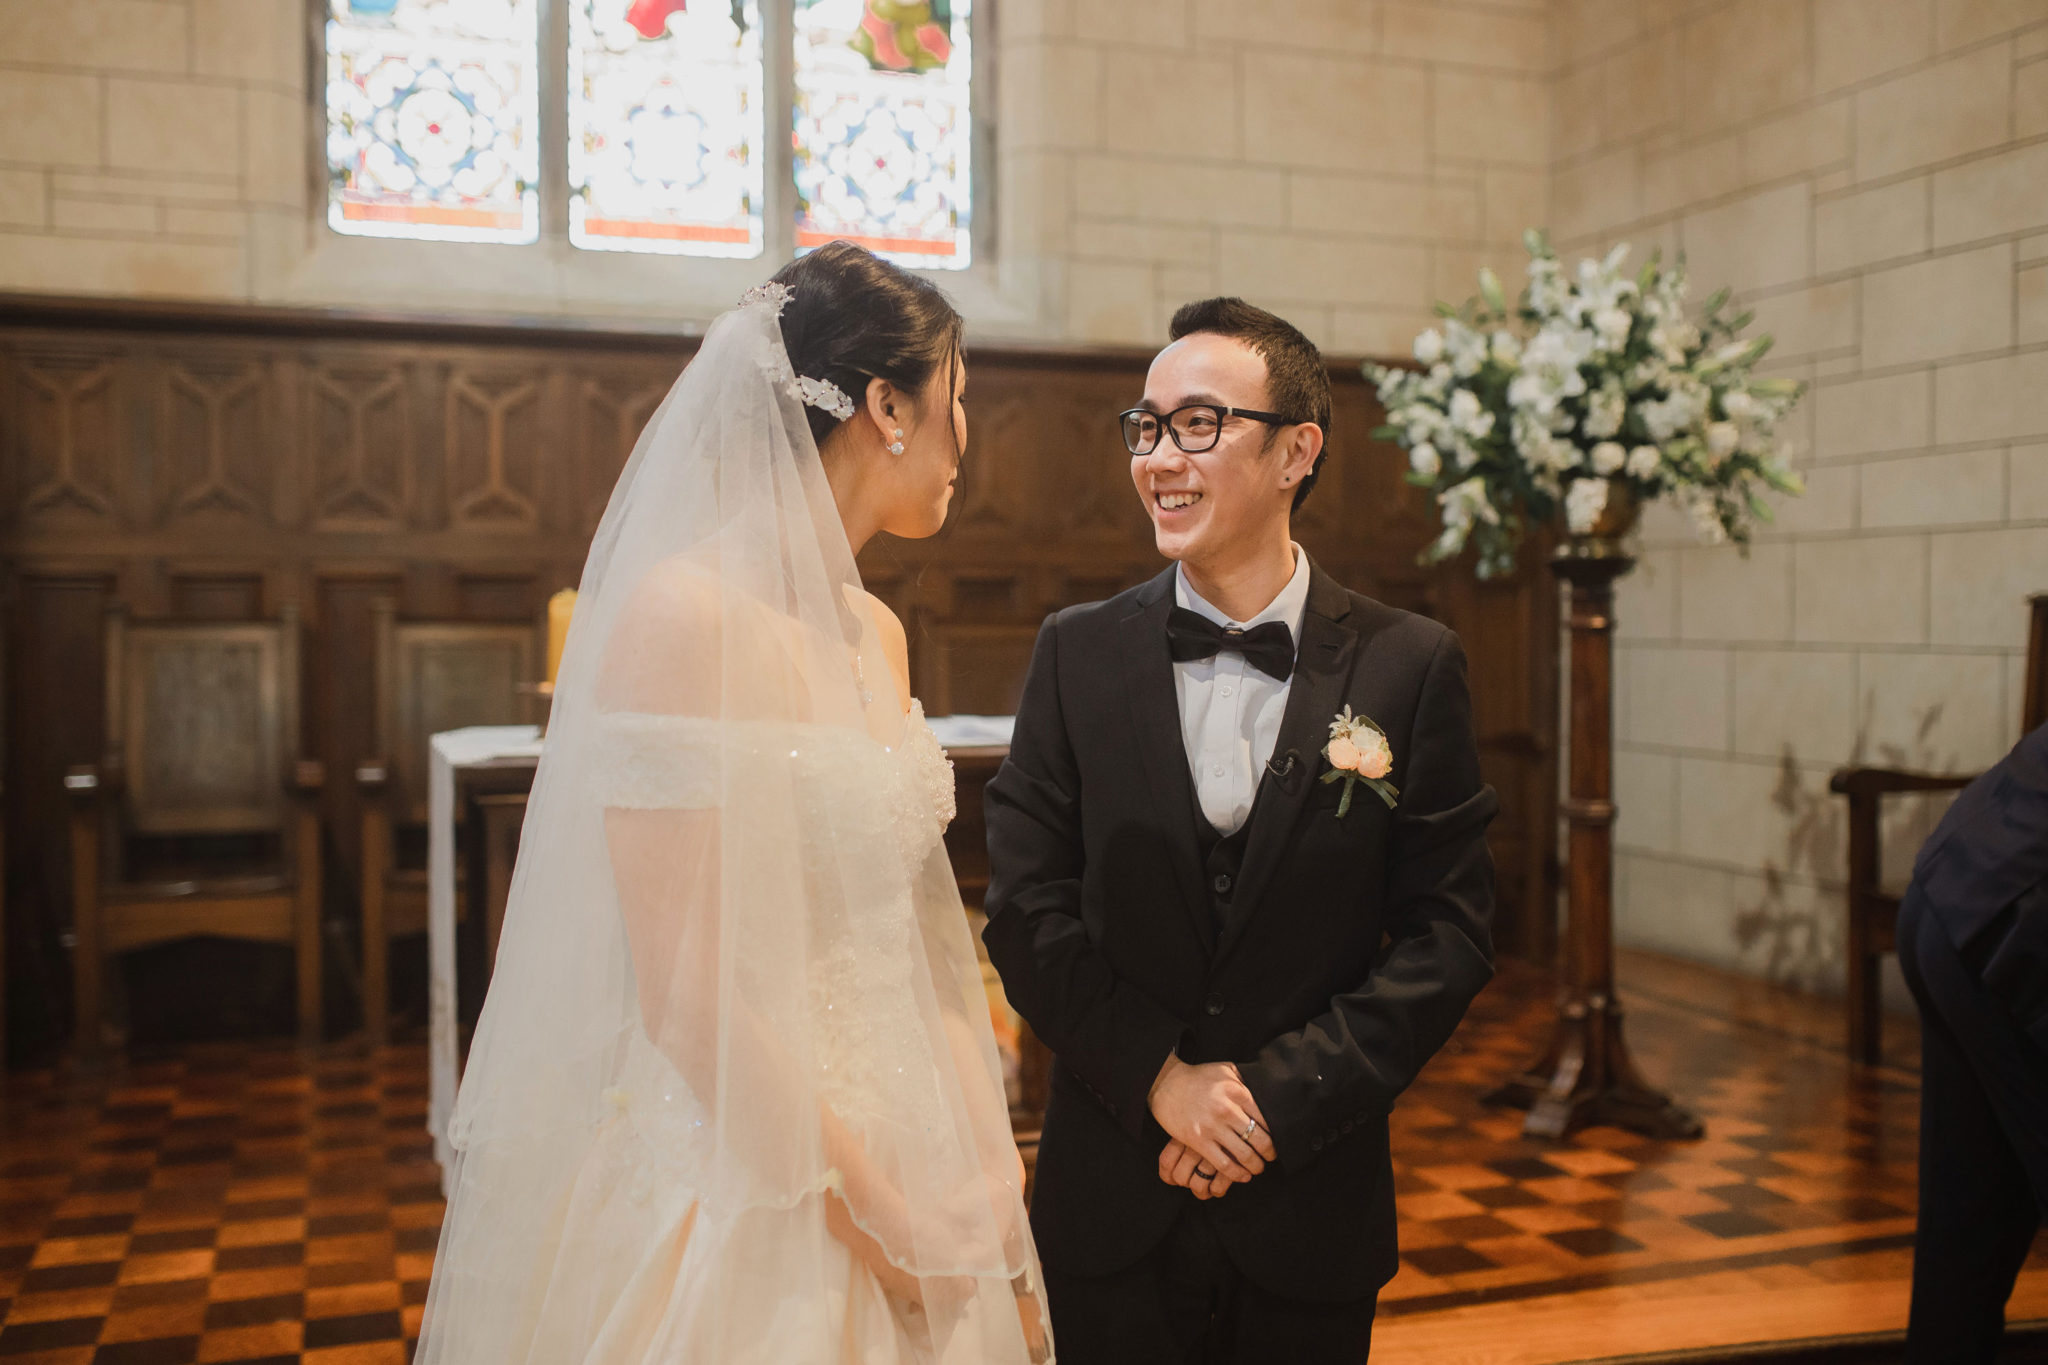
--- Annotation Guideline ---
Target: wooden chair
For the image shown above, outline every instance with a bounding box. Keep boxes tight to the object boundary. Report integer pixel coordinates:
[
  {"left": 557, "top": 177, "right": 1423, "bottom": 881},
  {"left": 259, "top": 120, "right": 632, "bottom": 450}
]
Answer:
[
  {"left": 355, "top": 602, "right": 535, "bottom": 1044},
  {"left": 66, "top": 606, "right": 324, "bottom": 1058},
  {"left": 1830, "top": 593, "right": 2048, "bottom": 1064}
]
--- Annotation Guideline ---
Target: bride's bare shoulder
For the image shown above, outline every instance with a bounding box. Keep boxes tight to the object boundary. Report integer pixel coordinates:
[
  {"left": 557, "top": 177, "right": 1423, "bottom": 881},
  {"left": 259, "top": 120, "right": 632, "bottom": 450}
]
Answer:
[
  {"left": 597, "top": 557, "right": 770, "bottom": 711},
  {"left": 859, "top": 589, "right": 912, "bottom": 707},
  {"left": 612, "top": 556, "right": 786, "bottom": 644},
  {"left": 861, "top": 589, "right": 907, "bottom": 653},
  {"left": 617, "top": 555, "right": 722, "bottom": 626}
]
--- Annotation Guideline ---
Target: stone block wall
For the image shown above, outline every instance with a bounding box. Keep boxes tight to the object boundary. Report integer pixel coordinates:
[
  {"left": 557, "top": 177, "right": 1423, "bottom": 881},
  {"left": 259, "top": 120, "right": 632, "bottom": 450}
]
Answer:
[
  {"left": 1550, "top": 0, "right": 2048, "bottom": 991},
  {"left": 0, "top": 0, "right": 1550, "bottom": 347},
  {"left": 0, "top": 0, "right": 302, "bottom": 300},
  {"left": 1012, "top": 0, "right": 1552, "bottom": 349}
]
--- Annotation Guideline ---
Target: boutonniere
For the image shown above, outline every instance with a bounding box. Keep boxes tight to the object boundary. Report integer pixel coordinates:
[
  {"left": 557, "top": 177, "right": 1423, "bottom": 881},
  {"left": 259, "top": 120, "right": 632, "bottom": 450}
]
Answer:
[{"left": 1321, "top": 706, "right": 1399, "bottom": 817}]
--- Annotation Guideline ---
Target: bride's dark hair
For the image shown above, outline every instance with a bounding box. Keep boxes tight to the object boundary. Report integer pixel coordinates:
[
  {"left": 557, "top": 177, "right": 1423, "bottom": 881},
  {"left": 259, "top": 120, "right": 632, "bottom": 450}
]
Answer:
[{"left": 769, "top": 240, "right": 965, "bottom": 450}]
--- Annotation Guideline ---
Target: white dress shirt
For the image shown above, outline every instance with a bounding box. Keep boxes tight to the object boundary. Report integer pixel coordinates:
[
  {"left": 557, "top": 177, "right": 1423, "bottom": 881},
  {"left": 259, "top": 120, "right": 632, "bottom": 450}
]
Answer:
[{"left": 1173, "top": 545, "right": 1312, "bottom": 836}]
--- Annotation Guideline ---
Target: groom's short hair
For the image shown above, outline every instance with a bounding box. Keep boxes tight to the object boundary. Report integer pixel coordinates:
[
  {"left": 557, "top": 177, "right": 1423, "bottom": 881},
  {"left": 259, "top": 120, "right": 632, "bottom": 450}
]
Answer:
[
  {"left": 1171, "top": 298, "right": 1327, "bottom": 511},
  {"left": 1168, "top": 297, "right": 1332, "bottom": 510}
]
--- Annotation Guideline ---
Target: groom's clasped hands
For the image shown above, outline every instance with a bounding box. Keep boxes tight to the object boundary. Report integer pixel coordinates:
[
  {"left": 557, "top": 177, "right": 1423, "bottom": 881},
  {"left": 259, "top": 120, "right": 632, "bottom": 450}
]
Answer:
[{"left": 1148, "top": 1054, "right": 1279, "bottom": 1201}]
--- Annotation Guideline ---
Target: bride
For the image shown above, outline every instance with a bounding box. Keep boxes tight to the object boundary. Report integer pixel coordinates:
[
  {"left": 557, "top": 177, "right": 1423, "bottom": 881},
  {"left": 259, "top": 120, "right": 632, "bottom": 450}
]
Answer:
[{"left": 416, "top": 242, "right": 1052, "bottom": 1364}]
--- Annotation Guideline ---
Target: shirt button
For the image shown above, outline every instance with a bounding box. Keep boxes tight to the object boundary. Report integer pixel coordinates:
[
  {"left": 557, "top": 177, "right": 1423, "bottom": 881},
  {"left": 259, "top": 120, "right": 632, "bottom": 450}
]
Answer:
[
  {"left": 1212, "top": 873, "right": 1232, "bottom": 896},
  {"left": 1212, "top": 764, "right": 1225, "bottom": 777},
  {"left": 1205, "top": 998, "right": 1225, "bottom": 1017},
  {"left": 1220, "top": 686, "right": 1234, "bottom": 698}
]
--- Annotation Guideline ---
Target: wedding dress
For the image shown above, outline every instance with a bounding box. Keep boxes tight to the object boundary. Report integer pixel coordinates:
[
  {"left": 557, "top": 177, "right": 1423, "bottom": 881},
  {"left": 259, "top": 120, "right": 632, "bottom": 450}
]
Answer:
[{"left": 415, "top": 288, "right": 1050, "bottom": 1364}]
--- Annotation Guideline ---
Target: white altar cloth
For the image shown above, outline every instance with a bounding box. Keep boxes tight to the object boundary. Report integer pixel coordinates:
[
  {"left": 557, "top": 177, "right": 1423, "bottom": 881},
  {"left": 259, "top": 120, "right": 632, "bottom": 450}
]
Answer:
[{"left": 426, "top": 725, "right": 542, "bottom": 1188}]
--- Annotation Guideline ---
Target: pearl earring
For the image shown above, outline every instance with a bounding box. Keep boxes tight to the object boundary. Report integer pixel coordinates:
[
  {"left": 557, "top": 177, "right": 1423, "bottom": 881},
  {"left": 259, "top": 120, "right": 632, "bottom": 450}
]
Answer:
[{"left": 887, "top": 428, "right": 905, "bottom": 455}]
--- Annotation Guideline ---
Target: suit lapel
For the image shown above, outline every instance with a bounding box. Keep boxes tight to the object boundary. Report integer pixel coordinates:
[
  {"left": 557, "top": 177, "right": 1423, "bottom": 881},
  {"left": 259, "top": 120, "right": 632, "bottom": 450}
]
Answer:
[
  {"left": 1117, "top": 568, "right": 1216, "bottom": 954},
  {"left": 1215, "top": 566, "right": 1361, "bottom": 964}
]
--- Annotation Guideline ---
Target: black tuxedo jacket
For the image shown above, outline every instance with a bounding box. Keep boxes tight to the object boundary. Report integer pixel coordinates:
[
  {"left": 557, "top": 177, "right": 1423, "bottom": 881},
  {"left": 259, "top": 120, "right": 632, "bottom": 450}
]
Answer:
[
  {"left": 1906, "top": 721, "right": 2048, "bottom": 1050},
  {"left": 982, "top": 561, "right": 1498, "bottom": 1302}
]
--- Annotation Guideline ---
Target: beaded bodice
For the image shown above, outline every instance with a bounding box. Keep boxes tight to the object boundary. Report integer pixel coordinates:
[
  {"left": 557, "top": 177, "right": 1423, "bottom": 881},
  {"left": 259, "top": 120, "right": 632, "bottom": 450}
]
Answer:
[{"left": 593, "top": 700, "right": 954, "bottom": 870}]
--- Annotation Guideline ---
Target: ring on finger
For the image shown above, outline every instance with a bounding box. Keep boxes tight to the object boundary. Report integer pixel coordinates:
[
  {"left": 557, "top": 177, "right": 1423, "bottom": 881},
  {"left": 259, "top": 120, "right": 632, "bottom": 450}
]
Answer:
[{"left": 1242, "top": 1119, "right": 1257, "bottom": 1143}]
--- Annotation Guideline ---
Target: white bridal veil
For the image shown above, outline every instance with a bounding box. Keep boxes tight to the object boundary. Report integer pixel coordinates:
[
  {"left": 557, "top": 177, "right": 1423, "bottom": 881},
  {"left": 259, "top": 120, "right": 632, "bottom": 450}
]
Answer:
[{"left": 416, "top": 287, "right": 1049, "bottom": 1363}]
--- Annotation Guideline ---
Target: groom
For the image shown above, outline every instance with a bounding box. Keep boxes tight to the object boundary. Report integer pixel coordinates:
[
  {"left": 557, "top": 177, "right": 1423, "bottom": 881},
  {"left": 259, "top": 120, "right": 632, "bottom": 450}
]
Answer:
[{"left": 983, "top": 298, "right": 1498, "bottom": 1362}]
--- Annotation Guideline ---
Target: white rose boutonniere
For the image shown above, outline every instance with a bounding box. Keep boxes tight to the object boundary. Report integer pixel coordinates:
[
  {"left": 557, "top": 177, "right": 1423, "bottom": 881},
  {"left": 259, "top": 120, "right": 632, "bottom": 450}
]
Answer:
[{"left": 1321, "top": 706, "right": 1399, "bottom": 817}]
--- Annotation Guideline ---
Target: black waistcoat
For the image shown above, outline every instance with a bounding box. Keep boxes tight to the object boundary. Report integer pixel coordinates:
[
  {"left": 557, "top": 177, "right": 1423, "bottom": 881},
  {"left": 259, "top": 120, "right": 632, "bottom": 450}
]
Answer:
[{"left": 1192, "top": 778, "right": 1264, "bottom": 933}]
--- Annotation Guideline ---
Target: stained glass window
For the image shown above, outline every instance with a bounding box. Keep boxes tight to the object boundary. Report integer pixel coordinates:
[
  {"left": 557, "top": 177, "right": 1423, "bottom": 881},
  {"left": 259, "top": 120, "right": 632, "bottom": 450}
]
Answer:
[
  {"left": 323, "top": 0, "right": 980, "bottom": 265},
  {"left": 569, "top": 0, "right": 765, "bottom": 256},
  {"left": 326, "top": 0, "right": 540, "bottom": 243},
  {"left": 793, "top": 0, "right": 973, "bottom": 269}
]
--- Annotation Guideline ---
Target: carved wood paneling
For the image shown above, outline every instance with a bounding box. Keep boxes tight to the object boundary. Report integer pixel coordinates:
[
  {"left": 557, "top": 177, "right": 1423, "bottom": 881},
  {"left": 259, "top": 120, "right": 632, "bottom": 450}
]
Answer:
[
  {"left": 5, "top": 575, "right": 111, "bottom": 1054},
  {"left": 454, "top": 573, "right": 543, "bottom": 623},
  {"left": 445, "top": 366, "right": 544, "bottom": 532},
  {"left": 0, "top": 293, "right": 1561, "bottom": 1058},
  {"left": 956, "top": 368, "right": 1145, "bottom": 541},
  {"left": 167, "top": 574, "right": 265, "bottom": 621},
  {"left": 572, "top": 367, "right": 671, "bottom": 531},
  {"left": 160, "top": 352, "right": 270, "bottom": 525},
  {"left": 13, "top": 352, "right": 121, "bottom": 524},
  {"left": 306, "top": 357, "right": 411, "bottom": 531},
  {"left": 916, "top": 621, "right": 1041, "bottom": 718},
  {"left": 312, "top": 573, "right": 403, "bottom": 883},
  {"left": 949, "top": 391, "right": 1027, "bottom": 535}
]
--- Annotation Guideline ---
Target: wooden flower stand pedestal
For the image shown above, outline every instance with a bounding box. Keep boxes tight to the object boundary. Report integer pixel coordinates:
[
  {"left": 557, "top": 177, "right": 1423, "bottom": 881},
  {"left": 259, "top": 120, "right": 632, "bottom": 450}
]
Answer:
[{"left": 1487, "top": 498, "right": 1704, "bottom": 1142}]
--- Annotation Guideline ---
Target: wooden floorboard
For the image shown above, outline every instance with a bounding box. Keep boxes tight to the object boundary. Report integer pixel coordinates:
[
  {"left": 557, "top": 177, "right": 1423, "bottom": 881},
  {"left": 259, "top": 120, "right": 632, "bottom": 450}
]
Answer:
[{"left": 0, "top": 948, "right": 2038, "bottom": 1363}]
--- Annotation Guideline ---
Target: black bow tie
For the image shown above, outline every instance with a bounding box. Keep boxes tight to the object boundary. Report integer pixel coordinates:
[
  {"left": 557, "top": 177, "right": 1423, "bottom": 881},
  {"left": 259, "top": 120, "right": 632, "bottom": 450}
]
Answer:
[{"left": 1167, "top": 606, "right": 1296, "bottom": 681}]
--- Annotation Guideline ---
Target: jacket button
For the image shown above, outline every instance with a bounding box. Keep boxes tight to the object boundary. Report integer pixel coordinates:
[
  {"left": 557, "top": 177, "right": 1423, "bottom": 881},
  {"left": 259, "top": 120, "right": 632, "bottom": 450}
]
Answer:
[
  {"left": 1340, "top": 1119, "right": 1354, "bottom": 1134},
  {"left": 1212, "top": 873, "right": 1233, "bottom": 896},
  {"left": 1205, "top": 998, "right": 1224, "bottom": 1017},
  {"left": 1310, "top": 1136, "right": 1324, "bottom": 1152}
]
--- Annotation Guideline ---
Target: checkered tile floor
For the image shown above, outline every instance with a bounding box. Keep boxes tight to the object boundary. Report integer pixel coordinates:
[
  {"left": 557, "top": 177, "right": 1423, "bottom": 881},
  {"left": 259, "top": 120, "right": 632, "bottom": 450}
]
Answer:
[
  {"left": 0, "top": 1046, "right": 438, "bottom": 1363},
  {"left": 1380, "top": 950, "right": 2022, "bottom": 1317},
  {"left": 0, "top": 951, "right": 2038, "bottom": 1360}
]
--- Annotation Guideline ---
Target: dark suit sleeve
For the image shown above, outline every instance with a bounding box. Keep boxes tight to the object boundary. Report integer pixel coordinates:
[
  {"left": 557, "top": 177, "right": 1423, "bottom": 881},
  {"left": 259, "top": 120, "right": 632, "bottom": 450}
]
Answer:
[
  {"left": 982, "top": 614, "right": 1188, "bottom": 1144},
  {"left": 1914, "top": 723, "right": 2048, "bottom": 937},
  {"left": 1238, "top": 627, "right": 1498, "bottom": 1168}
]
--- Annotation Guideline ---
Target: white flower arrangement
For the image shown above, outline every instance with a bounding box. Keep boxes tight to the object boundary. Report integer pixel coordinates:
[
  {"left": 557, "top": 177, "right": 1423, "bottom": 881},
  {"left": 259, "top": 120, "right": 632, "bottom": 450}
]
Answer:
[{"left": 1366, "top": 230, "right": 1807, "bottom": 580}]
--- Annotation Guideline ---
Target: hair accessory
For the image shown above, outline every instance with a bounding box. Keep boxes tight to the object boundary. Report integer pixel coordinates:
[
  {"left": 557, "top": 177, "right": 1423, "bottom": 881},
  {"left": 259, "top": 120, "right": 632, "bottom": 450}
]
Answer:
[
  {"left": 789, "top": 374, "right": 856, "bottom": 420},
  {"left": 738, "top": 281, "right": 794, "bottom": 316},
  {"left": 738, "top": 282, "right": 855, "bottom": 421}
]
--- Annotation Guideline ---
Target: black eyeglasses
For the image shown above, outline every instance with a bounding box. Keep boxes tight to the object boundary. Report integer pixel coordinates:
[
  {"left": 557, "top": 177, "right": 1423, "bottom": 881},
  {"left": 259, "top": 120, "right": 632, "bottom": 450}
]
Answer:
[{"left": 1119, "top": 404, "right": 1293, "bottom": 456}]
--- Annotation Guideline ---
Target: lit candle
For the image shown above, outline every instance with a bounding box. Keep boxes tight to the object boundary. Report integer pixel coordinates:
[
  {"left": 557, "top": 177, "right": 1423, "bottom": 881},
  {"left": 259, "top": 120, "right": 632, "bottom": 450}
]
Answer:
[{"left": 546, "top": 588, "right": 576, "bottom": 687}]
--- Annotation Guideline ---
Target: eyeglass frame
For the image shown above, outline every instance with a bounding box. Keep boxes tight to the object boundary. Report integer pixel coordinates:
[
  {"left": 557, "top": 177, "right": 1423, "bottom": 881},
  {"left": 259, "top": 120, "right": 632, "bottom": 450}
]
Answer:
[{"left": 1117, "top": 403, "right": 1297, "bottom": 456}]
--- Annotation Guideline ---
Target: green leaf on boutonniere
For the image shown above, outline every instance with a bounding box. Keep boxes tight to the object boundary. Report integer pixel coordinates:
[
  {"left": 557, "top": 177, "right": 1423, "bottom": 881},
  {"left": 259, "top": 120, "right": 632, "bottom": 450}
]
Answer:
[{"left": 1319, "top": 767, "right": 1400, "bottom": 818}]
